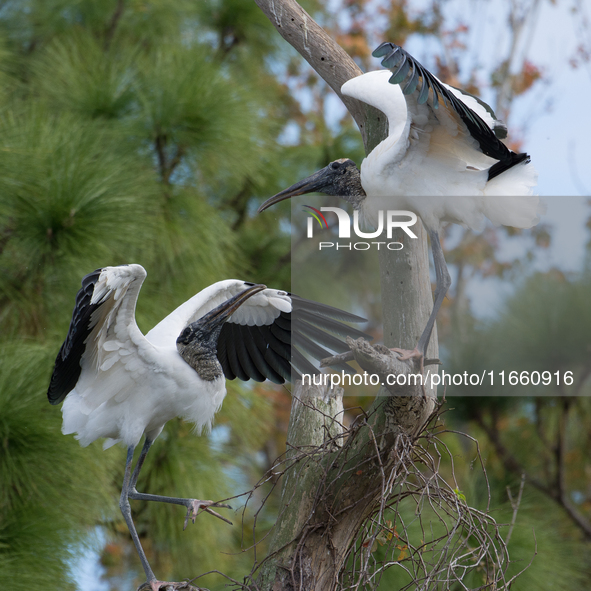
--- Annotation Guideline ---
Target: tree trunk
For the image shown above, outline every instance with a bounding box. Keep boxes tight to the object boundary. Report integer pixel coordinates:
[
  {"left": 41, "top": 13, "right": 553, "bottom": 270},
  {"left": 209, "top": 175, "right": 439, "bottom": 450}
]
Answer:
[
  {"left": 252, "top": 1, "right": 438, "bottom": 588},
  {"left": 254, "top": 341, "right": 434, "bottom": 591}
]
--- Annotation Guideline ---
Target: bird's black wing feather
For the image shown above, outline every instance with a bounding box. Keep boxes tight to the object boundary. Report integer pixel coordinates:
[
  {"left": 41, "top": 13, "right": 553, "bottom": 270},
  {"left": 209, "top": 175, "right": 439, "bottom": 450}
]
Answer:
[
  {"left": 373, "top": 42, "right": 529, "bottom": 180},
  {"left": 242, "top": 328, "right": 278, "bottom": 383},
  {"left": 47, "top": 268, "right": 103, "bottom": 405},
  {"left": 217, "top": 294, "right": 371, "bottom": 384},
  {"left": 225, "top": 323, "right": 251, "bottom": 381},
  {"left": 289, "top": 294, "right": 367, "bottom": 323}
]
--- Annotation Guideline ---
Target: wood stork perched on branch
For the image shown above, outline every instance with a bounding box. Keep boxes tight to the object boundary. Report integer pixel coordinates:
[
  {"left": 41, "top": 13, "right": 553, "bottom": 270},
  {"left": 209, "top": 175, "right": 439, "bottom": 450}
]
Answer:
[
  {"left": 259, "top": 42, "right": 542, "bottom": 362},
  {"left": 47, "top": 264, "right": 368, "bottom": 591}
]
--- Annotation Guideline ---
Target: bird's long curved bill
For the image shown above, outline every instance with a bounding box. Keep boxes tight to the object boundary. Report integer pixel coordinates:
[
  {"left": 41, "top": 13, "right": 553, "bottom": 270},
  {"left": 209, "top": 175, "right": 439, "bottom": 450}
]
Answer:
[
  {"left": 258, "top": 165, "right": 332, "bottom": 213},
  {"left": 197, "top": 284, "right": 266, "bottom": 331}
]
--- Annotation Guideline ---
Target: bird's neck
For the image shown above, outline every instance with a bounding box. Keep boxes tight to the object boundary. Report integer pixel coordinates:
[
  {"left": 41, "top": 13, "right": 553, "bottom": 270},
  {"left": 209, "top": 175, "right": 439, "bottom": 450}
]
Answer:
[
  {"left": 342, "top": 179, "right": 366, "bottom": 210},
  {"left": 358, "top": 139, "right": 405, "bottom": 205},
  {"left": 178, "top": 346, "right": 223, "bottom": 382}
]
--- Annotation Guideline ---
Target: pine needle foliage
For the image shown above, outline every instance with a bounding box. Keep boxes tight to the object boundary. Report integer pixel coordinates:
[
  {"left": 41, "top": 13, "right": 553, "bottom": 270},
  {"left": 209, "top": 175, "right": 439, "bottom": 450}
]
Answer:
[
  {"left": 195, "top": 0, "right": 279, "bottom": 62},
  {"left": 0, "top": 343, "right": 116, "bottom": 590},
  {"left": 0, "top": 1, "right": 298, "bottom": 587},
  {"left": 0, "top": 105, "right": 158, "bottom": 336},
  {"left": 32, "top": 34, "right": 138, "bottom": 120}
]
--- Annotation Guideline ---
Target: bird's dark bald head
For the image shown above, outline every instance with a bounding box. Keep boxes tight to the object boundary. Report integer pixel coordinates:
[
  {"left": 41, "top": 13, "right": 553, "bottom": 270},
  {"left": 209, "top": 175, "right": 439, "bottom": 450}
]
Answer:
[
  {"left": 258, "top": 158, "right": 366, "bottom": 213},
  {"left": 321, "top": 159, "right": 364, "bottom": 200}
]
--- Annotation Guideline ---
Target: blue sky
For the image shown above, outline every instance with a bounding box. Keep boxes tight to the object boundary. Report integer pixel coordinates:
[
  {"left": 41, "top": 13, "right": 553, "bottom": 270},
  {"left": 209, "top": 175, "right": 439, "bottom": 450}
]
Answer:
[{"left": 446, "top": 0, "right": 591, "bottom": 270}]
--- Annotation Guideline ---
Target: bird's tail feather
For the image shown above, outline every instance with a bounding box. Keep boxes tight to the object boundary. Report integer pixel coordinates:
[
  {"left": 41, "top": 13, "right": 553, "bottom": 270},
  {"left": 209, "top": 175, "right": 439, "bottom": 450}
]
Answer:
[{"left": 483, "top": 162, "right": 543, "bottom": 228}]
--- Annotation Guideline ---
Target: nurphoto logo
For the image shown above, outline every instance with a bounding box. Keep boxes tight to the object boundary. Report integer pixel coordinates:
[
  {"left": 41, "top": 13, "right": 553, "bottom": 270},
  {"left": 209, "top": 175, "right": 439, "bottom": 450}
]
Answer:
[{"left": 304, "top": 206, "right": 418, "bottom": 251}]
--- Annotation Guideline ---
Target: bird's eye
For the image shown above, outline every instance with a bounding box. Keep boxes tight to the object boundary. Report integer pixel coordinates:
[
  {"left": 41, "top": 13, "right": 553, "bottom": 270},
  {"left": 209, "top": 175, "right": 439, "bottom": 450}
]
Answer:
[{"left": 331, "top": 162, "right": 340, "bottom": 170}]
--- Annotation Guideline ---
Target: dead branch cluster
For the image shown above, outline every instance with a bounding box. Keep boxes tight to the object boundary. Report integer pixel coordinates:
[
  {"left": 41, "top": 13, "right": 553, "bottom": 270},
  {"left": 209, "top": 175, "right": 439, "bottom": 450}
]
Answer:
[
  {"left": 183, "top": 339, "right": 531, "bottom": 591},
  {"left": 198, "top": 405, "right": 529, "bottom": 591}
]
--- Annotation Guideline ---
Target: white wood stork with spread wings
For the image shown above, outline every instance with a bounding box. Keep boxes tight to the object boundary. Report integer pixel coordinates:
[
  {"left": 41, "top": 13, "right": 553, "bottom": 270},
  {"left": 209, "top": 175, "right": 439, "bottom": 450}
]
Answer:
[
  {"left": 48, "top": 264, "right": 368, "bottom": 591},
  {"left": 259, "top": 42, "right": 543, "bottom": 362}
]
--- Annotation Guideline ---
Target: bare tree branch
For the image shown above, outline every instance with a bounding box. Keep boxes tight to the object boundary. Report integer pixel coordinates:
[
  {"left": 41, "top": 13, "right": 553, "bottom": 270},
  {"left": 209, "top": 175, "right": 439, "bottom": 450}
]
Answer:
[
  {"left": 247, "top": 338, "right": 437, "bottom": 590},
  {"left": 474, "top": 406, "right": 591, "bottom": 540},
  {"left": 252, "top": 0, "right": 413, "bottom": 172},
  {"left": 247, "top": 2, "right": 444, "bottom": 588}
]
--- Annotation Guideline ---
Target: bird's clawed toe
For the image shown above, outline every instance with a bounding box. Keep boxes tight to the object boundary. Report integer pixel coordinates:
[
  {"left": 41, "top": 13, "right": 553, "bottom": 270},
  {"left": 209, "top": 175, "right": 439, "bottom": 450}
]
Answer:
[
  {"left": 183, "top": 499, "right": 233, "bottom": 530},
  {"left": 390, "top": 347, "right": 424, "bottom": 363},
  {"left": 145, "top": 579, "right": 201, "bottom": 591},
  {"left": 390, "top": 348, "right": 441, "bottom": 373}
]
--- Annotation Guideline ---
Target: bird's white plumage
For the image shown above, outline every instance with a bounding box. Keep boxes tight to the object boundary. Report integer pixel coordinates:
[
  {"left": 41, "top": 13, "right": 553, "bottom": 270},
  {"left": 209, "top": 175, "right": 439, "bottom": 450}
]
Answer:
[
  {"left": 61, "top": 267, "right": 292, "bottom": 449},
  {"left": 49, "top": 267, "right": 369, "bottom": 590},
  {"left": 341, "top": 70, "right": 543, "bottom": 231},
  {"left": 146, "top": 280, "right": 290, "bottom": 343}
]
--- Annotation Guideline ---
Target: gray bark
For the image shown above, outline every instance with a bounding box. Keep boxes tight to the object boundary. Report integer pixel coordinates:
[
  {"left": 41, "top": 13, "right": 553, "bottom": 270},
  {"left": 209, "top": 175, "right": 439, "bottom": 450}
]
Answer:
[
  {"left": 254, "top": 341, "right": 433, "bottom": 591},
  {"left": 252, "top": 1, "right": 438, "bottom": 588},
  {"left": 252, "top": 0, "right": 387, "bottom": 150},
  {"left": 253, "top": 0, "right": 436, "bottom": 357}
]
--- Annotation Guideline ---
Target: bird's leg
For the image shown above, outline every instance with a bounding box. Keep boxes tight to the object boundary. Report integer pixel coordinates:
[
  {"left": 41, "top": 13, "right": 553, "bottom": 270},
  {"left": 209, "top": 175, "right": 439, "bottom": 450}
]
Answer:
[
  {"left": 129, "top": 490, "right": 233, "bottom": 529},
  {"left": 128, "top": 438, "right": 232, "bottom": 529},
  {"left": 120, "top": 445, "right": 160, "bottom": 590},
  {"left": 418, "top": 229, "right": 451, "bottom": 355},
  {"left": 123, "top": 444, "right": 202, "bottom": 591},
  {"left": 129, "top": 437, "right": 153, "bottom": 490},
  {"left": 392, "top": 229, "right": 451, "bottom": 365}
]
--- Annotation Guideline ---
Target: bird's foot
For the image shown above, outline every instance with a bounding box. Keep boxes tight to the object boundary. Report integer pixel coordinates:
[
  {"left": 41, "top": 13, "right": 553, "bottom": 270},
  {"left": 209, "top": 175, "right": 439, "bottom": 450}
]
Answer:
[
  {"left": 390, "top": 347, "right": 424, "bottom": 363},
  {"left": 144, "top": 579, "right": 202, "bottom": 591},
  {"left": 390, "top": 348, "right": 441, "bottom": 375},
  {"left": 391, "top": 348, "right": 441, "bottom": 363},
  {"left": 183, "top": 499, "right": 233, "bottom": 530},
  {"left": 390, "top": 347, "right": 427, "bottom": 373}
]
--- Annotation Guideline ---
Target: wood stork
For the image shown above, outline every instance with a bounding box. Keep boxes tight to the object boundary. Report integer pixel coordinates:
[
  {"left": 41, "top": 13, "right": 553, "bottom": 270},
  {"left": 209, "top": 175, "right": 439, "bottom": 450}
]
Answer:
[
  {"left": 259, "top": 42, "right": 542, "bottom": 362},
  {"left": 47, "top": 264, "right": 368, "bottom": 591}
]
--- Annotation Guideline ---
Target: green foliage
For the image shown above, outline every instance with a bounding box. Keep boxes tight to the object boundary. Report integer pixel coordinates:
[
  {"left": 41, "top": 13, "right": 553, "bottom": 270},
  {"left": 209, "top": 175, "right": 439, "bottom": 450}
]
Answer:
[
  {"left": 0, "top": 1, "right": 303, "bottom": 587},
  {"left": 441, "top": 269, "right": 591, "bottom": 589},
  {"left": 196, "top": 0, "right": 279, "bottom": 61},
  {"left": 491, "top": 272, "right": 591, "bottom": 376},
  {"left": 33, "top": 34, "right": 137, "bottom": 120},
  {"left": 504, "top": 494, "right": 590, "bottom": 591},
  {"left": 0, "top": 105, "right": 157, "bottom": 335},
  {"left": 0, "top": 108, "right": 152, "bottom": 261},
  {"left": 0, "top": 344, "right": 115, "bottom": 590},
  {"left": 135, "top": 45, "right": 230, "bottom": 149},
  {"left": 445, "top": 271, "right": 591, "bottom": 407}
]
